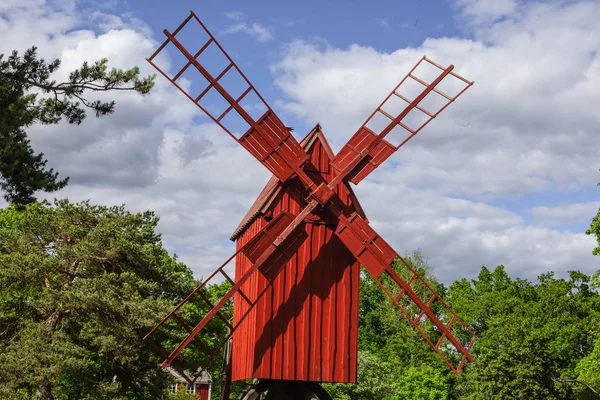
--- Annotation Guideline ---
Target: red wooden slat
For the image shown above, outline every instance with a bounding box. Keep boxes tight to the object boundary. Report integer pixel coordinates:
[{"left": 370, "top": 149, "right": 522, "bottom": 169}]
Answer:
[
  {"left": 409, "top": 73, "right": 453, "bottom": 101},
  {"left": 173, "top": 38, "right": 214, "bottom": 82},
  {"left": 171, "top": 313, "right": 212, "bottom": 353},
  {"left": 215, "top": 62, "right": 234, "bottom": 81},
  {"left": 282, "top": 243, "right": 296, "bottom": 379},
  {"left": 348, "top": 250, "right": 359, "bottom": 383},
  {"left": 309, "top": 224, "right": 323, "bottom": 381},
  {"left": 393, "top": 92, "right": 434, "bottom": 117},
  {"left": 345, "top": 139, "right": 396, "bottom": 186},
  {"left": 424, "top": 56, "right": 473, "bottom": 84},
  {"left": 217, "top": 86, "right": 252, "bottom": 122},
  {"left": 194, "top": 83, "right": 213, "bottom": 103},
  {"left": 414, "top": 294, "right": 437, "bottom": 324},
  {"left": 261, "top": 113, "right": 308, "bottom": 164},
  {"left": 147, "top": 12, "right": 194, "bottom": 62},
  {"left": 241, "top": 212, "right": 295, "bottom": 263},
  {"left": 436, "top": 315, "right": 456, "bottom": 349},
  {"left": 220, "top": 269, "right": 253, "bottom": 305},
  {"left": 196, "top": 290, "right": 233, "bottom": 330},
  {"left": 322, "top": 227, "right": 335, "bottom": 382},
  {"left": 331, "top": 126, "right": 378, "bottom": 176},
  {"left": 239, "top": 114, "right": 296, "bottom": 182}
]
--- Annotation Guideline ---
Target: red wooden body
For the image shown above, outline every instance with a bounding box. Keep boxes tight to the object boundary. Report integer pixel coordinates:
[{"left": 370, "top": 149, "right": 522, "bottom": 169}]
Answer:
[{"left": 230, "top": 126, "right": 365, "bottom": 383}]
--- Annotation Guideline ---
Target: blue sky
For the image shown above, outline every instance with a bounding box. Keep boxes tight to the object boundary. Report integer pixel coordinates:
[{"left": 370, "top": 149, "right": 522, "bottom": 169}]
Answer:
[
  {"left": 1, "top": 0, "right": 599, "bottom": 283},
  {"left": 124, "top": 0, "right": 462, "bottom": 50}
]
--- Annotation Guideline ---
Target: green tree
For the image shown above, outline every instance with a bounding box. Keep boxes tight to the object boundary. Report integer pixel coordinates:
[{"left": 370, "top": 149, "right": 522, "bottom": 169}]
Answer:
[
  {"left": 586, "top": 178, "right": 600, "bottom": 255},
  {"left": 575, "top": 339, "right": 600, "bottom": 397},
  {"left": 447, "top": 267, "right": 600, "bottom": 399},
  {"left": 323, "top": 350, "right": 396, "bottom": 400},
  {"left": 393, "top": 365, "right": 448, "bottom": 400},
  {"left": 572, "top": 272, "right": 600, "bottom": 398},
  {"left": 587, "top": 210, "right": 600, "bottom": 256},
  {"left": 0, "top": 200, "right": 198, "bottom": 399},
  {"left": 0, "top": 47, "right": 155, "bottom": 205}
]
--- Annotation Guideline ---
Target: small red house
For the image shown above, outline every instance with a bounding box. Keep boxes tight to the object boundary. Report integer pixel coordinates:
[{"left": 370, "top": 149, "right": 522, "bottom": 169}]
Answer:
[
  {"left": 230, "top": 125, "right": 367, "bottom": 383},
  {"left": 166, "top": 367, "right": 211, "bottom": 399}
]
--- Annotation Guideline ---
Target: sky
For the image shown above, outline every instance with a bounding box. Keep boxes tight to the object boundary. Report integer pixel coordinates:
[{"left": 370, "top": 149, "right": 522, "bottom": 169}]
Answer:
[{"left": 1, "top": 0, "right": 599, "bottom": 284}]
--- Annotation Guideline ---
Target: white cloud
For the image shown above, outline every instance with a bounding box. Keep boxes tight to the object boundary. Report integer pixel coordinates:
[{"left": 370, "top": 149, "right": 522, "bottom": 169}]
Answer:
[
  {"left": 532, "top": 202, "right": 600, "bottom": 228},
  {"left": 224, "top": 22, "right": 274, "bottom": 43},
  {"left": 455, "top": 0, "right": 519, "bottom": 25},
  {"left": 272, "top": 1, "right": 600, "bottom": 198},
  {"left": 223, "top": 11, "right": 274, "bottom": 43},
  {"left": 353, "top": 182, "right": 598, "bottom": 282},
  {"left": 224, "top": 11, "right": 245, "bottom": 22}
]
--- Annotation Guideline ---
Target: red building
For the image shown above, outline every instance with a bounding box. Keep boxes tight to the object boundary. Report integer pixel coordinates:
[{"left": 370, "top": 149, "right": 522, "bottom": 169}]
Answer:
[
  {"left": 230, "top": 125, "right": 367, "bottom": 383},
  {"left": 166, "top": 367, "right": 211, "bottom": 399}
]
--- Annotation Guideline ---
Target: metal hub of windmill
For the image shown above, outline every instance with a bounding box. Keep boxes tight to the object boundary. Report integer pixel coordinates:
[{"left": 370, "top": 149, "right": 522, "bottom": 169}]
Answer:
[{"left": 144, "top": 10, "right": 478, "bottom": 399}]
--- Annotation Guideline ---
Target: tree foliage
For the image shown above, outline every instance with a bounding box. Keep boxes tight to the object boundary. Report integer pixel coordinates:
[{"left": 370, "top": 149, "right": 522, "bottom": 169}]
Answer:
[
  {"left": 324, "top": 252, "right": 600, "bottom": 400},
  {"left": 448, "top": 267, "right": 600, "bottom": 399},
  {"left": 586, "top": 182, "right": 600, "bottom": 256},
  {"left": 0, "top": 47, "right": 155, "bottom": 205},
  {"left": 0, "top": 200, "right": 213, "bottom": 399}
]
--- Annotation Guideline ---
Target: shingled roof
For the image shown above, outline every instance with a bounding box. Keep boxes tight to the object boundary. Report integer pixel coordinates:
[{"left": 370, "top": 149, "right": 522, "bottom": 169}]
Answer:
[
  {"left": 230, "top": 124, "right": 366, "bottom": 241},
  {"left": 165, "top": 366, "right": 212, "bottom": 384}
]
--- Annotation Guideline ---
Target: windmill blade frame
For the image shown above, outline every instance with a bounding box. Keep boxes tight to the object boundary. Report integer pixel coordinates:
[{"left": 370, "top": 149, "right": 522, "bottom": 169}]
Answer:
[
  {"left": 335, "top": 212, "right": 476, "bottom": 374},
  {"left": 330, "top": 56, "right": 474, "bottom": 186},
  {"left": 147, "top": 11, "right": 314, "bottom": 186}
]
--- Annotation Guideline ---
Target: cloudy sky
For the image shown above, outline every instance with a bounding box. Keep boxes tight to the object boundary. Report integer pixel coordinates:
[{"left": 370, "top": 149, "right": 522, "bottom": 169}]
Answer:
[{"left": 1, "top": 0, "right": 599, "bottom": 284}]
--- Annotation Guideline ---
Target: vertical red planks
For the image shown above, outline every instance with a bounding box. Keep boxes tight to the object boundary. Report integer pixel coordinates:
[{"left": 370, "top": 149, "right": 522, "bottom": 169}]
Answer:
[{"left": 230, "top": 127, "right": 361, "bottom": 383}]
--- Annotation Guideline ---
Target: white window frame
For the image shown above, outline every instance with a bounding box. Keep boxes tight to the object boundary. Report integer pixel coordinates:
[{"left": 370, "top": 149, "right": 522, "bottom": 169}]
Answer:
[
  {"left": 186, "top": 384, "right": 196, "bottom": 395},
  {"left": 168, "top": 383, "right": 178, "bottom": 393}
]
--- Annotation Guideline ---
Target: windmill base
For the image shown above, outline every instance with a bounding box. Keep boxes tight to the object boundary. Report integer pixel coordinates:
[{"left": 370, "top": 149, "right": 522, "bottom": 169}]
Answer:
[{"left": 238, "top": 379, "right": 332, "bottom": 400}]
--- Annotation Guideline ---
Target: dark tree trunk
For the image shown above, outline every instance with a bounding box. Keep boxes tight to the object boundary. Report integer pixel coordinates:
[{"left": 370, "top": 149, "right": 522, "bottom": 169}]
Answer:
[{"left": 36, "top": 376, "right": 54, "bottom": 400}]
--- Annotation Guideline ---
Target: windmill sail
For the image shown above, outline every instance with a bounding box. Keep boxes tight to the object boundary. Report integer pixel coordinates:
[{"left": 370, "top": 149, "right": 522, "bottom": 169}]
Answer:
[
  {"left": 147, "top": 11, "right": 310, "bottom": 184},
  {"left": 330, "top": 56, "right": 473, "bottom": 186},
  {"left": 335, "top": 212, "right": 476, "bottom": 374}
]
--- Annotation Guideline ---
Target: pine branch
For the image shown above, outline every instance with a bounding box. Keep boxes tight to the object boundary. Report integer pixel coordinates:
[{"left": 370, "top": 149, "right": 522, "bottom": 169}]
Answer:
[{"left": 0, "top": 46, "right": 155, "bottom": 205}]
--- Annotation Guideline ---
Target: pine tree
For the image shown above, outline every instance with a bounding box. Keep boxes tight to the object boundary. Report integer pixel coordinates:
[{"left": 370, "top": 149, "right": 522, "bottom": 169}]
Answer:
[{"left": 0, "top": 47, "right": 155, "bottom": 206}]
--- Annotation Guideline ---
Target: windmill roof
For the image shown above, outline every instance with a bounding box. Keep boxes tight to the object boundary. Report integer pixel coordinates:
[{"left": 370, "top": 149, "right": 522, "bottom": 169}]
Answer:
[
  {"left": 230, "top": 124, "right": 366, "bottom": 241},
  {"left": 166, "top": 366, "right": 212, "bottom": 384}
]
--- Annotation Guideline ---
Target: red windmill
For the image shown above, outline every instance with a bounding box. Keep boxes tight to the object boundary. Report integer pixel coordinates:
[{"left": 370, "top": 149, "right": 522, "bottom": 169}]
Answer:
[{"left": 145, "top": 11, "right": 477, "bottom": 399}]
